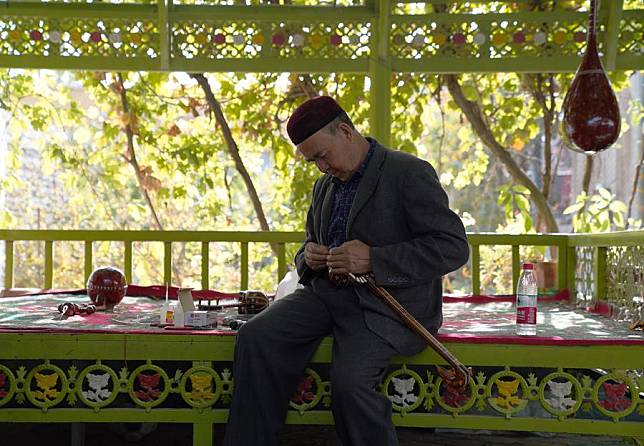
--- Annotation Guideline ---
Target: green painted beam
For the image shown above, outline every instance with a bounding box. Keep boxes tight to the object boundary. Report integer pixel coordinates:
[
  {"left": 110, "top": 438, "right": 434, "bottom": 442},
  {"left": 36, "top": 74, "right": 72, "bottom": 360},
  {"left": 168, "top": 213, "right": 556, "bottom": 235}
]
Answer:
[
  {"left": 389, "top": 415, "right": 644, "bottom": 437},
  {"left": 193, "top": 422, "right": 214, "bottom": 446},
  {"left": 124, "top": 241, "right": 133, "bottom": 284},
  {"left": 201, "top": 241, "right": 210, "bottom": 290},
  {"left": 566, "top": 246, "right": 576, "bottom": 294},
  {"left": 277, "top": 242, "right": 286, "bottom": 284},
  {"left": 0, "top": 230, "right": 305, "bottom": 243},
  {"left": 288, "top": 412, "right": 644, "bottom": 437},
  {"left": 163, "top": 241, "right": 172, "bottom": 286},
  {"left": 594, "top": 246, "right": 608, "bottom": 301},
  {"left": 2, "top": 2, "right": 157, "bottom": 19},
  {"left": 171, "top": 4, "right": 376, "bottom": 21},
  {"left": 392, "top": 10, "right": 599, "bottom": 24},
  {"left": 84, "top": 241, "right": 93, "bottom": 284},
  {"left": 3, "top": 408, "right": 642, "bottom": 437},
  {"left": 556, "top": 240, "right": 567, "bottom": 292},
  {"left": 1, "top": 332, "right": 642, "bottom": 369},
  {"left": 0, "top": 408, "right": 229, "bottom": 424},
  {"left": 512, "top": 244, "right": 520, "bottom": 294},
  {"left": 467, "top": 233, "right": 568, "bottom": 246},
  {"left": 568, "top": 230, "right": 644, "bottom": 247},
  {"left": 240, "top": 241, "right": 249, "bottom": 290},
  {"left": 169, "top": 58, "right": 370, "bottom": 74},
  {"left": 0, "top": 56, "right": 162, "bottom": 72},
  {"left": 392, "top": 342, "right": 644, "bottom": 369},
  {"left": 471, "top": 244, "right": 480, "bottom": 295},
  {"left": 2, "top": 55, "right": 640, "bottom": 74},
  {"left": 393, "top": 56, "right": 644, "bottom": 73},
  {"left": 44, "top": 240, "right": 53, "bottom": 289},
  {"left": 3, "top": 240, "right": 13, "bottom": 289},
  {"left": 0, "top": 333, "right": 237, "bottom": 361},
  {"left": 369, "top": 0, "right": 392, "bottom": 146},
  {"left": 603, "top": 0, "right": 624, "bottom": 71},
  {"left": 2, "top": 229, "right": 637, "bottom": 246},
  {"left": 158, "top": 0, "right": 170, "bottom": 71}
]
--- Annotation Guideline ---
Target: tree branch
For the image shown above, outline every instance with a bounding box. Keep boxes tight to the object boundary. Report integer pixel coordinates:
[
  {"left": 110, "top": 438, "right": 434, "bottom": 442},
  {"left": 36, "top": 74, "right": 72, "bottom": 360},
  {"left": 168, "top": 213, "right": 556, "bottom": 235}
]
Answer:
[
  {"left": 444, "top": 74, "right": 559, "bottom": 233},
  {"left": 115, "top": 73, "right": 164, "bottom": 231},
  {"left": 190, "top": 73, "right": 278, "bottom": 256}
]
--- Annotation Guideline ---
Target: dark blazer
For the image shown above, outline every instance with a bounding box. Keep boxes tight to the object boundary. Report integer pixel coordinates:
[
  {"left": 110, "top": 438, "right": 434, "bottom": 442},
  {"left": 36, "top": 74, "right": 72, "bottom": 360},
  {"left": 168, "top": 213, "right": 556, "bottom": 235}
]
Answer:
[{"left": 295, "top": 140, "right": 469, "bottom": 355}]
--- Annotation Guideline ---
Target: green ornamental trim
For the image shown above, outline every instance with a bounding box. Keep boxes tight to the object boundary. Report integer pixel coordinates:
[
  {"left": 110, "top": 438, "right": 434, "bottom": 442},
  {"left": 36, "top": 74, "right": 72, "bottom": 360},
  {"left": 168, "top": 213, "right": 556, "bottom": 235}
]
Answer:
[
  {"left": 0, "top": 3, "right": 642, "bottom": 72},
  {"left": 592, "top": 371, "right": 639, "bottom": 421},
  {"left": 0, "top": 364, "right": 17, "bottom": 408},
  {"left": 127, "top": 362, "right": 171, "bottom": 411},
  {"left": 76, "top": 363, "right": 120, "bottom": 410},
  {"left": 179, "top": 365, "right": 222, "bottom": 409},
  {"left": 219, "top": 368, "right": 234, "bottom": 406},
  {"left": 537, "top": 370, "right": 583, "bottom": 420},
  {"left": 434, "top": 372, "right": 477, "bottom": 415},
  {"left": 486, "top": 369, "right": 530, "bottom": 417},
  {"left": 382, "top": 364, "right": 426, "bottom": 415},
  {"left": 289, "top": 368, "right": 325, "bottom": 415},
  {"left": 24, "top": 362, "right": 68, "bottom": 411}
]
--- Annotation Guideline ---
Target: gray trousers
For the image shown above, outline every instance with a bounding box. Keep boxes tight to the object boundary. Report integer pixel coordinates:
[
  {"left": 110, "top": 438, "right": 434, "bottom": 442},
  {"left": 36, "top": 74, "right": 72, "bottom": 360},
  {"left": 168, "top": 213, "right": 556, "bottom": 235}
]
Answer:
[{"left": 222, "top": 277, "right": 400, "bottom": 446}]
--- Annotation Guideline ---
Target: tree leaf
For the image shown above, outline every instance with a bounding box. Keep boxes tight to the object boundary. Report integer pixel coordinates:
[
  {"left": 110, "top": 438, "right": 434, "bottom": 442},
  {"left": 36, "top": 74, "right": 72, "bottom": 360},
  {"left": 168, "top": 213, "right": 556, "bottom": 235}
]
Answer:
[
  {"left": 461, "top": 85, "right": 478, "bottom": 102},
  {"left": 563, "top": 202, "right": 584, "bottom": 215},
  {"left": 598, "top": 187, "right": 613, "bottom": 201},
  {"left": 609, "top": 200, "right": 627, "bottom": 214},
  {"left": 516, "top": 195, "right": 531, "bottom": 214}
]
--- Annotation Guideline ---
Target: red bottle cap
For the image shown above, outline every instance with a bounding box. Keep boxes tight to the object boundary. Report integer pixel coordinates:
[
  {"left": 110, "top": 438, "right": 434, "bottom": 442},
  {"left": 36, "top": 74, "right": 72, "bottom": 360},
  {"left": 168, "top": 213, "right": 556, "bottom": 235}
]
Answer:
[{"left": 522, "top": 263, "right": 534, "bottom": 270}]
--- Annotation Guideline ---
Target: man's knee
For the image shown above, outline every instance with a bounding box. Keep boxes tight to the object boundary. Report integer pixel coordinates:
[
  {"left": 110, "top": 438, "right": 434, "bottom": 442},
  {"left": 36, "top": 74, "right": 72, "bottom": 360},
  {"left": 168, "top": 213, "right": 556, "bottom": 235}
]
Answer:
[
  {"left": 236, "top": 314, "right": 270, "bottom": 344},
  {"left": 331, "top": 365, "right": 380, "bottom": 398}
]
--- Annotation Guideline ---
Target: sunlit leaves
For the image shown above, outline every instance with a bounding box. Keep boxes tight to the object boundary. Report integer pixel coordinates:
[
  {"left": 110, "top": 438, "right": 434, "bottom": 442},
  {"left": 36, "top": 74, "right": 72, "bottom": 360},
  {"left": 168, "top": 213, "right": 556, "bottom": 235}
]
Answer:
[
  {"left": 498, "top": 184, "right": 533, "bottom": 232},
  {"left": 563, "top": 188, "right": 642, "bottom": 233}
]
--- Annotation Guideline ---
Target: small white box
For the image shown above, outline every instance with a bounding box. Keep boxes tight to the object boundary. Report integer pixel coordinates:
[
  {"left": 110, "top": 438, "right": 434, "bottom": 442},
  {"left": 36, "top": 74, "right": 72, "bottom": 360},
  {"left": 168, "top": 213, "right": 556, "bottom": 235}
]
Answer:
[{"left": 185, "top": 310, "right": 218, "bottom": 328}]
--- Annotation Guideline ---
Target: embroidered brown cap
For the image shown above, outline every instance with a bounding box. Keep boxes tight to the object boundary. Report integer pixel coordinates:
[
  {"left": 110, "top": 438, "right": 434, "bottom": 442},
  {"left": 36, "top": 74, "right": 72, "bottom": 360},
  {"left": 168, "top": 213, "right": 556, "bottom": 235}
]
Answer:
[{"left": 286, "top": 96, "right": 345, "bottom": 145}]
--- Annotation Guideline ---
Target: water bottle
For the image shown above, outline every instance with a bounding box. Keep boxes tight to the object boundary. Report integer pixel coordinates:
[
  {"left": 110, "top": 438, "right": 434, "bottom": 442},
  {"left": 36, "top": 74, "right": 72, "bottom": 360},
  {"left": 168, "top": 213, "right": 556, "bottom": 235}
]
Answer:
[{"left": 516, "top": 262, "right": 538, "bottom": 335}]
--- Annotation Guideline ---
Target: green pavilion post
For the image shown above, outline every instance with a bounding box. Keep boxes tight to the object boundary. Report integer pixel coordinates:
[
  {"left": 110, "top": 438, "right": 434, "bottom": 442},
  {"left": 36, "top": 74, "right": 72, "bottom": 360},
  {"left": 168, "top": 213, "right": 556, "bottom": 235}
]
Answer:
[{"left": 369, "top": 0, "right": 392, "bottom": 147}]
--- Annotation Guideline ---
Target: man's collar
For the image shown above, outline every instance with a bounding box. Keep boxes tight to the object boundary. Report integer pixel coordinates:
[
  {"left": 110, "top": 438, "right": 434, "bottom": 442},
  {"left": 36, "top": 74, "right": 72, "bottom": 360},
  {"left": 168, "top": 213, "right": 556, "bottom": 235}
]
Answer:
[{"left": 332, "top": 138, "right": 376, "bottom": 185}]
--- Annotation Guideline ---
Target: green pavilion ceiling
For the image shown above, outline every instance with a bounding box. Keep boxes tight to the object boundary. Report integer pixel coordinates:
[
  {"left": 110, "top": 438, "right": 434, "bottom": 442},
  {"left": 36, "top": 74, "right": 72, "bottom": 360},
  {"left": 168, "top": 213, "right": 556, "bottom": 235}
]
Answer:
[{"left": 0, "top": 0, "right": 641, "bottom": 73}]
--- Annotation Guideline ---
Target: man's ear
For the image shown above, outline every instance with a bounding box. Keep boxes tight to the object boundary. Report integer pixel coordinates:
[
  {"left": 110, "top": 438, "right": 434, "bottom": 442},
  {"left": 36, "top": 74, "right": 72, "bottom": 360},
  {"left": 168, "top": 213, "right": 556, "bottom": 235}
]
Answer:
[{"left": 338, "top": 122, "right": 353, "bottom": 140}]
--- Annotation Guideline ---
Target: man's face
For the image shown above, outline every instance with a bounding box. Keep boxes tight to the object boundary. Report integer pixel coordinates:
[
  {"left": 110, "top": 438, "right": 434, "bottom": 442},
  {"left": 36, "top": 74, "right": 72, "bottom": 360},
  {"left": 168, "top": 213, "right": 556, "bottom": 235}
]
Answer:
[{"left": 297, "top": 124, "right": 354, "bottom": 181}]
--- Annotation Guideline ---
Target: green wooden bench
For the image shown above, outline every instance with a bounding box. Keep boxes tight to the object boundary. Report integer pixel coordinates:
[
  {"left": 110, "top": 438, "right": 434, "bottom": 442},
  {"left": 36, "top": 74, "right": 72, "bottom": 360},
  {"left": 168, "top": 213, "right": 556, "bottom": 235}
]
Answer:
[{"left": 0, "top": 230, "right": 642, "bottom": 445}]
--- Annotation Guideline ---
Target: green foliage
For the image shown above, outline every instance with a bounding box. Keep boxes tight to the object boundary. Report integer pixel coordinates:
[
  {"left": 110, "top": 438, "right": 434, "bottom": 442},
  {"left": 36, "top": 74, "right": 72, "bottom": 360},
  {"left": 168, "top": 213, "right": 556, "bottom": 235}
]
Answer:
[
  {"left": 0, "top": 65, "right": 639, "bottom": 294},
  {"left": 497, "top": 184, "right": 533, "bottom": 233},
  {"left": 563, "top": 188, "right": 642, "bottom": 233},
  {"left": 0, "top": 69, "right": 372, "bottom": 291},
  {"left": 479, "top": 216, "right": 545, "bottom": 294}
]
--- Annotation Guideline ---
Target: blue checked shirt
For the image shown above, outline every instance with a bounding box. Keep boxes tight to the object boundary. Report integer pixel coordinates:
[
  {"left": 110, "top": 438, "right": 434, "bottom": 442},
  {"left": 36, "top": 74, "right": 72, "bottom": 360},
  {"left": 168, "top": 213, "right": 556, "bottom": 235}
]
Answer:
[{"left": 327, "top": 139, "right": 376, "bottom": 249}]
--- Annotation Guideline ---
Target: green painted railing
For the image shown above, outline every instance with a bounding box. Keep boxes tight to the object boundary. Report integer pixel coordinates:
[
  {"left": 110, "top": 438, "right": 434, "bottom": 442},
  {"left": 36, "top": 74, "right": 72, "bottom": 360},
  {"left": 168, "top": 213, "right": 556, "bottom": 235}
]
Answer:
[
  {"left": 0, "top": 230, "right": 304, "bottom": 291},
  {"left": 1, "top": 230, "right": 642, "bottom": 309},
  {"left": 467, "top": 233, "right": 569, "bottom": 295},
  {"left": 568, "top": 231, "right": 643, "bottom": 315}
]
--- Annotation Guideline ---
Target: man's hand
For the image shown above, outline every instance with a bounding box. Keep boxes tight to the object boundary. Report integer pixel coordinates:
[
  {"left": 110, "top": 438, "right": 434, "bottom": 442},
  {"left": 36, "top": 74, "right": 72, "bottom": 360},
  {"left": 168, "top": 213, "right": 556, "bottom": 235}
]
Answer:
[
  {"left": 304, "top": 242, "right": 329, "bottom": 271},
  {"left": 326, "top": 240, "right": 371, "bottom": 275}
]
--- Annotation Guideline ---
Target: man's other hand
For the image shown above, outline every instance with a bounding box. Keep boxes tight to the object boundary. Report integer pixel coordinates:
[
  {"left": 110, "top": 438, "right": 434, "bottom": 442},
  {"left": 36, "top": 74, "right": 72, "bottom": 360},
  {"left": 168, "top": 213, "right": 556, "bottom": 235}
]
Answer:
[
  {"left": 304, "top": 242, "right": 329, "bottom": 271},
  {"left": 327, "top": 240, "right": 371, "bottom": 275}
]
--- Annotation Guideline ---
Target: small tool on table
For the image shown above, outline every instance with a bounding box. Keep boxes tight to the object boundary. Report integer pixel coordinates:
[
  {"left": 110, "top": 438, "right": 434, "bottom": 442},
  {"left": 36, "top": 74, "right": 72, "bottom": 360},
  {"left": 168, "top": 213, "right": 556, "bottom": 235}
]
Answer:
[{"left": 57, "top": 302, "right": 96, "bottom": 318}]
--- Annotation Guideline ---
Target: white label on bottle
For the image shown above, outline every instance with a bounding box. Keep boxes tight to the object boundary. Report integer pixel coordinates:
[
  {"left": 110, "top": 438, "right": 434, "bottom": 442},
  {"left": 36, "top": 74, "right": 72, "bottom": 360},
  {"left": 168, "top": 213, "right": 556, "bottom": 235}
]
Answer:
[
  {"left": 516, "top": 306, "right": 536, "bottom": 324},
  {"left": 516, "top": 293, "right": 537, "bottom": 324}
]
